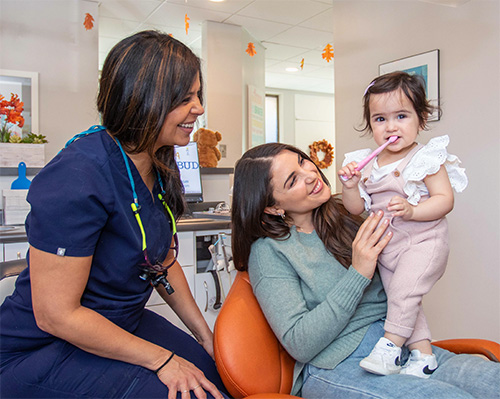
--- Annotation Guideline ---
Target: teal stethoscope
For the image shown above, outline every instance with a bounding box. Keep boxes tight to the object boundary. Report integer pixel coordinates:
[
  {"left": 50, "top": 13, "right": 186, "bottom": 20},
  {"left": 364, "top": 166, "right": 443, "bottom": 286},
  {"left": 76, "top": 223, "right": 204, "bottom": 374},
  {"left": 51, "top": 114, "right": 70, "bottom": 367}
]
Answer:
[{"left": 64, "top": 125, "right": 178, "bottom": 294}]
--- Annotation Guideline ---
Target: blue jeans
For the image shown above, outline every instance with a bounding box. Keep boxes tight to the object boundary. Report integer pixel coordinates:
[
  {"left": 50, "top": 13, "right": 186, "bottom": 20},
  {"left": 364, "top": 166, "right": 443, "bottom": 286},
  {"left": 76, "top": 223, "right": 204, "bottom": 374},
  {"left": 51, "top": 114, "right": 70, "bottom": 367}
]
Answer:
[{"left": 302, "top": 320, "right": 500, "bottom": 399}]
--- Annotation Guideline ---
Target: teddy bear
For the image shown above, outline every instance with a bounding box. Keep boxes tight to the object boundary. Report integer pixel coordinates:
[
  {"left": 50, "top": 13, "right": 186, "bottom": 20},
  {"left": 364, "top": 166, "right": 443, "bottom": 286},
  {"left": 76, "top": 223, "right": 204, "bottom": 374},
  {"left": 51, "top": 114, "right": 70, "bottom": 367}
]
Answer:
[{"left": 192, "top": 128, "right": 222, "bottom": 168}]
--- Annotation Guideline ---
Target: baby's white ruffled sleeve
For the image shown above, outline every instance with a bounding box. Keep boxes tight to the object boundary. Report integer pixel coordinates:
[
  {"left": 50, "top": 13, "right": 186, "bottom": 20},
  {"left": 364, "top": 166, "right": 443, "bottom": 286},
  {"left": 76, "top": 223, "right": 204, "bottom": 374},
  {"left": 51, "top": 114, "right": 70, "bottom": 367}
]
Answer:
[
  {"left": 403, "top": 135, "right": 468, "bottom": 205},
  {"left": 343, "top": 149, "right": 373, "bottom": 211}
]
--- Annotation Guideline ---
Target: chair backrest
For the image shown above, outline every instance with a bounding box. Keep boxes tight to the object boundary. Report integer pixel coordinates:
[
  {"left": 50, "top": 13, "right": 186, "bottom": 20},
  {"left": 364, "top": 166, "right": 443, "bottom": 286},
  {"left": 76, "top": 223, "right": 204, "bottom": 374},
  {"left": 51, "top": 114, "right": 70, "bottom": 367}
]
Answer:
[{"left": 214, "top": 271, "right": 295, "bottom": 398}]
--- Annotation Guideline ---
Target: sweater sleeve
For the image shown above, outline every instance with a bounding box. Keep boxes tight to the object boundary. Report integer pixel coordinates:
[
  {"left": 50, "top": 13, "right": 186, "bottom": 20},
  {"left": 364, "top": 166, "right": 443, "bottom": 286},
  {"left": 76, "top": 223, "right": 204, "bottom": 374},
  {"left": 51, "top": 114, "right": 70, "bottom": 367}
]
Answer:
[{"left": 248, "top": 238, "right": 372, "bottom": 363}]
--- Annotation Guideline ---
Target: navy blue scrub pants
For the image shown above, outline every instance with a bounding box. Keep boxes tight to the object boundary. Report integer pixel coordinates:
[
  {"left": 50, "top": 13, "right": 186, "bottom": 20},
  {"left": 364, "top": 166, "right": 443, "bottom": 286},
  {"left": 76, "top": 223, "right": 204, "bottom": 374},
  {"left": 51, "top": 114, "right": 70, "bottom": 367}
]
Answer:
[{"left": 0, "top": 309, "right": 229, "bottom": 398}]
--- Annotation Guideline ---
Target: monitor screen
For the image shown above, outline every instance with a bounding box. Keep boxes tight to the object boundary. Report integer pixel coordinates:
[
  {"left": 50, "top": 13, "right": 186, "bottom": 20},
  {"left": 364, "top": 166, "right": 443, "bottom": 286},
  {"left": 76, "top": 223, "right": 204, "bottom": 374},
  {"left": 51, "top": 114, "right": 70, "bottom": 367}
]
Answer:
[{"left": 174, "top": 142, "right": 203, "bottom": 203}]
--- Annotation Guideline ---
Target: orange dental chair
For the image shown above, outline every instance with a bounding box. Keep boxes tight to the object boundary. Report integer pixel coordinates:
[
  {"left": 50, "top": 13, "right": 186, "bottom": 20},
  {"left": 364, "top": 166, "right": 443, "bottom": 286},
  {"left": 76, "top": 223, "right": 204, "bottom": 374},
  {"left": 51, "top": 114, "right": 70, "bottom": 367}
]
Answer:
[{"left": 214, "top": 271, "right": 499, "bottom": 399}]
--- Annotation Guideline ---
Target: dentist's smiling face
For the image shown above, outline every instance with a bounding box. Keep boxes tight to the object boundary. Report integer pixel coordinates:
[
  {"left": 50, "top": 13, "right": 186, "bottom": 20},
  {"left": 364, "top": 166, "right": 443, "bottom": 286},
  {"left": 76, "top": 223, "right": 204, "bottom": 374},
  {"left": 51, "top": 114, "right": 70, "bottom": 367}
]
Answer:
[
  {"left": 155, "top": 73, "right": 204, "bottom": 150},
  {"left": 269, "top": 150, "right": 331, "bottom": 221}
]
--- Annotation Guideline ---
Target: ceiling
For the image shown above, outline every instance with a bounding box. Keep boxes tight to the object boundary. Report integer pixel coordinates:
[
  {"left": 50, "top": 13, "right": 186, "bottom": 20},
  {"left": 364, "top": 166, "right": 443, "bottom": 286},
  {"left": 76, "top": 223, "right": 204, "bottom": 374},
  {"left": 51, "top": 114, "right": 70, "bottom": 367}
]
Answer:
[{"left": 97, "top": 0, "right": 335, "bottom": 94}]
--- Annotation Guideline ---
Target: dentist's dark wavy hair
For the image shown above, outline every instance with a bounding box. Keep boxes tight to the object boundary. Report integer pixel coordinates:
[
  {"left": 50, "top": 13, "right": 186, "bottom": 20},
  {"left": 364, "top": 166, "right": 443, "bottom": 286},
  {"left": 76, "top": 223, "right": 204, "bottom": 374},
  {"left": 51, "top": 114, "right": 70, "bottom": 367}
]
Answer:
[
  {"left": 360, "top": 71, "right": 441, "bottom": 135},
  {"left": 97, "top": 30, "right": 203, "bottom": 218},
  {"left": 231, "top": 143, "right": 364, "bottom": 271}
]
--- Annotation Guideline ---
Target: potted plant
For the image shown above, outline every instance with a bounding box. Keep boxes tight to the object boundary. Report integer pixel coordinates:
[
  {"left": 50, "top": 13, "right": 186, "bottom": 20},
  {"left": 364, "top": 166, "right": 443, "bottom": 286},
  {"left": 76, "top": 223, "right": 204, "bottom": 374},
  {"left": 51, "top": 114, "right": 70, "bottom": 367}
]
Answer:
[{"left": 0, "top": 93, "right": 47, "bottom": 167}]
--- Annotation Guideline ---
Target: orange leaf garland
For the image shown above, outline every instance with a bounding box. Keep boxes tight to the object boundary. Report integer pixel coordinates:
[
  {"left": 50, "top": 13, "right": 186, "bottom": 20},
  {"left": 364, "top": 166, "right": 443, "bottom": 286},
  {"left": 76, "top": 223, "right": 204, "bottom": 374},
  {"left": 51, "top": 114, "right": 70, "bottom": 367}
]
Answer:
[
  {"left": 322, "top": 44, "right": 334, "bottom": 63},
  {"left": 185, "top": 14, "right": 190, "bottom": 34},
  {"left": 83, "top": 13, "right": 94, "bottom": 31},
  {"left": 246, "top": 42, "right": 257, "bottom": 57},
  {"left": 309, "top": 139, "right": 334, "bottom": 169},
  {"left": 300, "top": 58, "right": 304, "bottom": 70}
]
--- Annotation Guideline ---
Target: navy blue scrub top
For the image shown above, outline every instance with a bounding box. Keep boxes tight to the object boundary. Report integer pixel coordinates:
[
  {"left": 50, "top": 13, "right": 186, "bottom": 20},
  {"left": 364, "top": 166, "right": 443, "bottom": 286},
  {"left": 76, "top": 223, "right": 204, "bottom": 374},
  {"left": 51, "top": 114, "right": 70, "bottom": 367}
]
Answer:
[{"left": 0, "top": 128, "right": 173, "bottom": 354}]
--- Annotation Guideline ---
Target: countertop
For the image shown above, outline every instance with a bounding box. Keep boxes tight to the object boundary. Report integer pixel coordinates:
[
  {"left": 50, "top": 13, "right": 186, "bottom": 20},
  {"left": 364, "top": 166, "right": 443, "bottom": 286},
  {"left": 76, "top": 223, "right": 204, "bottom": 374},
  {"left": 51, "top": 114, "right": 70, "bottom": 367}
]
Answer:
[
  {"left": 0, "top": 226, "right": 27, "bottom": 244},
  {"left": 0, "top": 216, "right": 231, "bottom": 244}
]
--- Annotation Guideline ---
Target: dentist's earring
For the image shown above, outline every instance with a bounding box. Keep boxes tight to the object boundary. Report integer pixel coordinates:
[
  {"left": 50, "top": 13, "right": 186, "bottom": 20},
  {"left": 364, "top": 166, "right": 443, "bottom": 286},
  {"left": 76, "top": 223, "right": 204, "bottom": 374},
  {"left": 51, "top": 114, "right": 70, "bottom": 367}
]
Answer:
[{"left": 278, "top": 212, "right": 286, "bottom": 220}]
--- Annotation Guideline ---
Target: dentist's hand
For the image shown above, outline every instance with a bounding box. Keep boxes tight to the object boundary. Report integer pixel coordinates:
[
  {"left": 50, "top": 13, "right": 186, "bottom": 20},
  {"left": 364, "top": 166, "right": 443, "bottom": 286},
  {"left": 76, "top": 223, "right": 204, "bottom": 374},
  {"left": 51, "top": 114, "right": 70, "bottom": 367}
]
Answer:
[{"left": 157, "top": 353, "right": 224, "bottom": 399}]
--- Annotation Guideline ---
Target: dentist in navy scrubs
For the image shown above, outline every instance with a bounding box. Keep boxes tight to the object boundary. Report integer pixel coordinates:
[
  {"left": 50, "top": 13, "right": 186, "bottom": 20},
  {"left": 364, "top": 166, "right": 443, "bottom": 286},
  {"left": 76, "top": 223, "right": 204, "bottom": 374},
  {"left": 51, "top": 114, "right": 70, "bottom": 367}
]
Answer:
[{"left": 0, "top": 31, "right": 227, "bottom": 399}]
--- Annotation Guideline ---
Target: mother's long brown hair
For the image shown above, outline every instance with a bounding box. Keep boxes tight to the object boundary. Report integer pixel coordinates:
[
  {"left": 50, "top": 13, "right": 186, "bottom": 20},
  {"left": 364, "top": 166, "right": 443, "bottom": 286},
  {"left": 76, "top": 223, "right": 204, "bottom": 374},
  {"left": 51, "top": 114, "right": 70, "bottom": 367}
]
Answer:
[{"left": 231, "top": 143, "right": 364, "bottom": 271}]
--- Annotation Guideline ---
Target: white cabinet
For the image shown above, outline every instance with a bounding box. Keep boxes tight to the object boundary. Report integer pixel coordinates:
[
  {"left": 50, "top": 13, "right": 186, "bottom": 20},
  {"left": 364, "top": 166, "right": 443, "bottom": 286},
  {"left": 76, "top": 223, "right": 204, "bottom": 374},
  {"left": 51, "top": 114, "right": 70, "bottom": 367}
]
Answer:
[
  {"left": 3, "top": 241, "right": 29, "bottom": 262},
  {"left": 145, "top": 229, "right": 235, "bottom": 334},
  {"left": 146, "top": 232, "right": 195, "bottom": 330},
  {"left": 194, "top": 267, "right": 235, "bottom": 331},
  {"left": 193, "top": 229, "right": 235, "bottom": 331}
]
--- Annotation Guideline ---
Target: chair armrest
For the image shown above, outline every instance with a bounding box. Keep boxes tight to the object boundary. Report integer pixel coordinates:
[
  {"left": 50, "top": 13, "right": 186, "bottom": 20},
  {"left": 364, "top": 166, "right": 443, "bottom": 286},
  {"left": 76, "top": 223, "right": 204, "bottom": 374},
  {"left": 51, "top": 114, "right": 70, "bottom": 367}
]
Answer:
[
  {"left": 1, "top": 258, "right": 28, "bottom": 280},
  {"left": 433, "top": 339, "right": 500, "bottom": 362}
]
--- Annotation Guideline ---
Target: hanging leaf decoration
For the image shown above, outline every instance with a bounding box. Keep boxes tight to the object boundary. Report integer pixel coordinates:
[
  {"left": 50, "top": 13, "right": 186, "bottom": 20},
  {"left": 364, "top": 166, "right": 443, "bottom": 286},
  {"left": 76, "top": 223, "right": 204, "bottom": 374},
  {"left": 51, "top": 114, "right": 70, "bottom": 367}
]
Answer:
[
  {"left": 322, "top": 44, "right": 334, "bottom": 62},
  {"left": 83, "top": 13, "right": 94, "bottom": 31},
  {"left": 300, "top": 58, "right": 304, "bottom": 70},
  {"left": 246, "top": 42, "right": 257, "bottom": 57},
  {"left": 185, "top": 14, "right": 190, "bottom": 34}
]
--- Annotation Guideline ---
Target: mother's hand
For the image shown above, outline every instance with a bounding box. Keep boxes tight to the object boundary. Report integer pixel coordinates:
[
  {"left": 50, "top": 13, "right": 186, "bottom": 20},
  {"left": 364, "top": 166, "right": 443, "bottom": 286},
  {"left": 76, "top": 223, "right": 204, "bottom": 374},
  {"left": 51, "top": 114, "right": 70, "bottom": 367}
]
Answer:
[
  {"left": 351, "top": 210, "right": 392, "bottom": 279},
  {"left": 158, "top": 354, "right": 224, "bottom": 399}
]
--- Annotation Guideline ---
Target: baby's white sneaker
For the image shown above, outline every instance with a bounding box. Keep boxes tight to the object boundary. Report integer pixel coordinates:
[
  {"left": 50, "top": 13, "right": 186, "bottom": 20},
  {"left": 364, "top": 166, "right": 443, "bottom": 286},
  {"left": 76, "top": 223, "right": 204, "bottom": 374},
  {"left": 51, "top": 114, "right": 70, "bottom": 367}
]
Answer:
[
  {"left": 360, "top": 337, "right": 402, "bottom": 375},
  {"left": 400, "top": 349, "right": 438, "bottom": 378}
]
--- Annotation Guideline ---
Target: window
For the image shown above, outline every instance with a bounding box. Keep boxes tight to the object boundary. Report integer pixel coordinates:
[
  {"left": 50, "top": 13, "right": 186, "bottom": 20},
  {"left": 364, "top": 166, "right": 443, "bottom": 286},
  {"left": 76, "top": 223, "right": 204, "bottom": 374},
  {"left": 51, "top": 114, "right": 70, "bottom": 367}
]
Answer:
[{"left": 265, "top": 94, "right": 279, "bottom": 143}]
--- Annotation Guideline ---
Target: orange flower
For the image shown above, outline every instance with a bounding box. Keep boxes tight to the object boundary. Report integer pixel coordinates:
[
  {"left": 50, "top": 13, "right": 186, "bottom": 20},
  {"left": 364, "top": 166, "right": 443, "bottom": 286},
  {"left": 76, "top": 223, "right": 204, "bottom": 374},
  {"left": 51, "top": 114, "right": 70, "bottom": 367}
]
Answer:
[
  {"left": 0, "top": 92, "right": 25, "bottom": 136},
  {"left": 10, "top": 93, "right": 24, "bottom": 113}
]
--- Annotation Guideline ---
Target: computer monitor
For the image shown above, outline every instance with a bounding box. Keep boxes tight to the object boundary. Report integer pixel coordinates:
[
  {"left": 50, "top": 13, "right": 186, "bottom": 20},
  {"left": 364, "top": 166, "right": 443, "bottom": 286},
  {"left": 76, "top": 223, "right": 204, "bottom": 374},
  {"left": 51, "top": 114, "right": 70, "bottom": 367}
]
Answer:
[{"left": 174, "top": 142, "right": 203, "bottom": 203}]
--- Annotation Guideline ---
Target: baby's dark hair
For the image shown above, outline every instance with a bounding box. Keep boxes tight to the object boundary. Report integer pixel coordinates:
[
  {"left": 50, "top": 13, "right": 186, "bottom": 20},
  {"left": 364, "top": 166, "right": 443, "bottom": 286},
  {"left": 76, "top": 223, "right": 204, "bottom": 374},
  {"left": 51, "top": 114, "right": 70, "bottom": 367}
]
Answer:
[{"left": 359, "top": 71, "right": 441, "bottom": 134}]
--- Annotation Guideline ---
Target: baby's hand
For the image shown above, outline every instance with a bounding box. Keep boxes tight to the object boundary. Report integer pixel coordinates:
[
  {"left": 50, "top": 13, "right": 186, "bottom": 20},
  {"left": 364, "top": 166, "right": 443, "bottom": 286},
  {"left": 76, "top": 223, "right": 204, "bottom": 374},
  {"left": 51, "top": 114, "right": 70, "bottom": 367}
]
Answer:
[
  {"left": 387, "top": 196, "right": 415, "bottom": 220},
  {"left": 338, "top": 162, "right": 361, "bottom": 188}
]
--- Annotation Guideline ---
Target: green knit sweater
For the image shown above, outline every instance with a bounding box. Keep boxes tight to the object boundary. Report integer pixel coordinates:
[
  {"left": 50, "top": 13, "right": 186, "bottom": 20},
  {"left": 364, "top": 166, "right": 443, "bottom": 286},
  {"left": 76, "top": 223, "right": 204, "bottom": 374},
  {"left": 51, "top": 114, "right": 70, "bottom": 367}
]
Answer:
[{"left": 248, "top": 227, "right": 387, "bottom": 395}]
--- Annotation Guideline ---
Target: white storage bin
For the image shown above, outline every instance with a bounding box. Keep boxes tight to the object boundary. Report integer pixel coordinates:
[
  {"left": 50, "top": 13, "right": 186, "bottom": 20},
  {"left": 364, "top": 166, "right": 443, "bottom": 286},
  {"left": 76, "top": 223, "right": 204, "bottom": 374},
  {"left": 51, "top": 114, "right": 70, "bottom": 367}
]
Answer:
[{"left": 2, "top": 189, "right": 30, "bottom": 225}]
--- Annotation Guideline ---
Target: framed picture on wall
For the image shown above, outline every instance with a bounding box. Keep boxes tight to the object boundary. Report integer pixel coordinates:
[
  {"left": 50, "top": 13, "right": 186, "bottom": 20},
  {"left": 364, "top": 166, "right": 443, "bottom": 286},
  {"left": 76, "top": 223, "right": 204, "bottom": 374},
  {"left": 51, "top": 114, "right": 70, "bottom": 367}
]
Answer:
[
  {"left": 247, "top": 84, "right": 265, "bottom": 148},
  {"left": 0, "top": 69, "right": 39, "bottom": 137},
  {"left": 379, "top": 49, "right": 440, "bottom": 121}
]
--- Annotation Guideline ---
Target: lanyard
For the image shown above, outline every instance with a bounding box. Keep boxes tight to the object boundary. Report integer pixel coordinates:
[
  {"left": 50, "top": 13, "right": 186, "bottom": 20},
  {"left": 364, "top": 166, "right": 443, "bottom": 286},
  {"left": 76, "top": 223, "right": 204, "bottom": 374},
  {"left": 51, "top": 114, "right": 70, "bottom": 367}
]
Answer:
[
  {"left": 114, "top": 136, "right": 177, "bottom": 251},
  {"left": 64, "top": 126, "right": 178, "bottom": 292}
]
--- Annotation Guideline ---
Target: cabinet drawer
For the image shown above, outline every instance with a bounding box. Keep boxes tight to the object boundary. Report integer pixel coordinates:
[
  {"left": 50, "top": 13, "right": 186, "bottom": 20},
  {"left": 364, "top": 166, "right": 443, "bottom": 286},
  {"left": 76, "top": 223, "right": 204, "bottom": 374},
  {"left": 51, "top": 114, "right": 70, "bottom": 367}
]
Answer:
[
  {"left": 4, "top": 242, "right": 29, "bottom": 262},
  {"left": 177, "top": 231, "right": 194, "bottom": 266},
  {"left": 146, "top": 265, "right": 195, "bottom": 306}
]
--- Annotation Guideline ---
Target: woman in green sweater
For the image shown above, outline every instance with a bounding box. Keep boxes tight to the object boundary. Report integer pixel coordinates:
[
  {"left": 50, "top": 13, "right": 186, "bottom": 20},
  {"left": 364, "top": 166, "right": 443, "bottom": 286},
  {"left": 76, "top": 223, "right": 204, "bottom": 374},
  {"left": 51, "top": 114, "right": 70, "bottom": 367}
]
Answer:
[{"left": 231, "top": 143, "right": 499, "bottom": 398}]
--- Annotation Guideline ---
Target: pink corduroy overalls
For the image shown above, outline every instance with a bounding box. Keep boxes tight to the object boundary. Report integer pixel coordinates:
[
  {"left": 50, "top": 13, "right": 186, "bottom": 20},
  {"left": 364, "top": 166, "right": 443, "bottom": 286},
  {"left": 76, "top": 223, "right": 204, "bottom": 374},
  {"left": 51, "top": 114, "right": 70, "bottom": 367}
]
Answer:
[{"left": 360, "top": 143, "right": 449, "bottom": 345}]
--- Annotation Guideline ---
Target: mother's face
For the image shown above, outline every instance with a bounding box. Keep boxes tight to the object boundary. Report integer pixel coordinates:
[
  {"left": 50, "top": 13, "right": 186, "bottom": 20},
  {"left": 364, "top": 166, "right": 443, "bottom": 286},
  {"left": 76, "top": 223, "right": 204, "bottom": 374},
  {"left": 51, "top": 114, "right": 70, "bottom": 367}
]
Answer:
[{"left": 267, "top": 150, "right": 331, "bottom": 219}]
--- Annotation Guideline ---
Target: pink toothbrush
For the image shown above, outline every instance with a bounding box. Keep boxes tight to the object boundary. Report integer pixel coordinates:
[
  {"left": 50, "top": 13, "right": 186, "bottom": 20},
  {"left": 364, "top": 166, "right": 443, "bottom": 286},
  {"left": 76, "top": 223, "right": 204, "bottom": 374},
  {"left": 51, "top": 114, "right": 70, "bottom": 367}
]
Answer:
[{"left": 340, "top": 135, "right": 398, "bottom": 181}]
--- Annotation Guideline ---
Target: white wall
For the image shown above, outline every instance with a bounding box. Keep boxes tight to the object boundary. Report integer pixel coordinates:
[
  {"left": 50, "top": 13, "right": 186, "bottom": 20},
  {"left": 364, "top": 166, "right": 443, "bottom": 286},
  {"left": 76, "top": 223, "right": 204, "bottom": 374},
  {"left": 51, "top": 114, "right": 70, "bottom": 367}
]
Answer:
[
  {"left": 294, "top": 94, "right": 336, "bottom": 192},
  {"left": 202, "top": 21, "right": 265, "bottom": 168},
  {"left": 266, "top": 88, "right": 336, "bottom": 189},
  {"left": 333, "top": 1, "right": 500, "bottom": 342},
  {"left": 0, "top": 0, "right": 99, "bottom": 203},
  {"left": 0, "top": 0, "right": 100, "bottom": 162}
]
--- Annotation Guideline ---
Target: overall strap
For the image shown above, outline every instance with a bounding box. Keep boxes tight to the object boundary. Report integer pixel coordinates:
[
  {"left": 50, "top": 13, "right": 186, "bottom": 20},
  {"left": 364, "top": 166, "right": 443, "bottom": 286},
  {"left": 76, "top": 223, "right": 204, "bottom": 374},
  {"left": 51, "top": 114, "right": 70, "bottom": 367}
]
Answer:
[
  {"left": 395, "top": 143, "right": 423, "bottom": 172},
  {"left": 361, "top": 157, "right": 377, "bottom": 180},
  {"left": 361, "top": 142, "right": 423, "bottom": 181}
]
